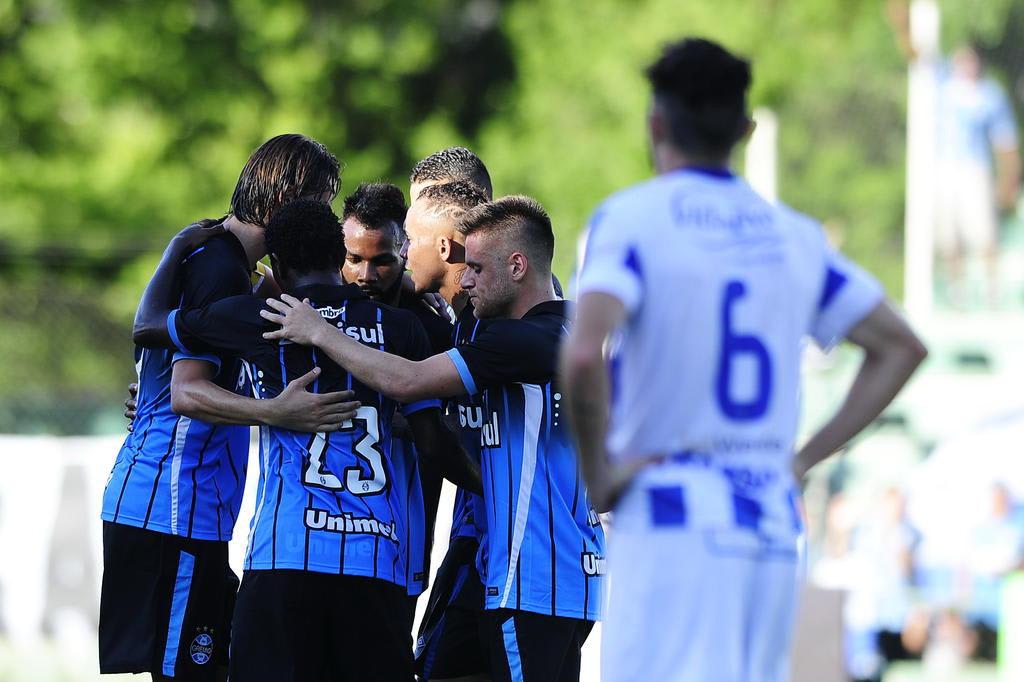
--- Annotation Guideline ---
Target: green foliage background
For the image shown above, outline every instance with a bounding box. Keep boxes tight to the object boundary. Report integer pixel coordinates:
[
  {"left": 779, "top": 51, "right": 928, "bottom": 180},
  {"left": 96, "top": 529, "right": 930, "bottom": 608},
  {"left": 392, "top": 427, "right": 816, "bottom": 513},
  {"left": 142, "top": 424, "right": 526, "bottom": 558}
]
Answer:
[{"left": 1, "top": 0, "right": 1022, "bottom": 433}]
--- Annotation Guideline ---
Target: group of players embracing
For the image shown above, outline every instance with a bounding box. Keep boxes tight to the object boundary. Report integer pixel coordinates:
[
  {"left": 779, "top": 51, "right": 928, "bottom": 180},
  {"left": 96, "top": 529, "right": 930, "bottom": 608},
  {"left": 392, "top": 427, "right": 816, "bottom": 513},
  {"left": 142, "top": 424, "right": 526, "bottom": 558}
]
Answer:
[
  {"left": 100, "top": 36, "right": 927, "bottom": 682},
  {"left": 101, "top": 129, "right": 602, "bottom": 682}
]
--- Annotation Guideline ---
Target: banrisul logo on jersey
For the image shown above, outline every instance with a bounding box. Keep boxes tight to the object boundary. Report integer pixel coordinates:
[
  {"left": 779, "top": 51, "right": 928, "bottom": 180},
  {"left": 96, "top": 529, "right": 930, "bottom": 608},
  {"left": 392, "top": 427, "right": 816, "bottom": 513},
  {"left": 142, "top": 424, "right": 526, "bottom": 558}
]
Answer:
[
  {"left": 190, "top": 629, "right": 214, "bottom": 665},
  {"left": 479, "top": 411, "right": 501, "bottom": 448}
]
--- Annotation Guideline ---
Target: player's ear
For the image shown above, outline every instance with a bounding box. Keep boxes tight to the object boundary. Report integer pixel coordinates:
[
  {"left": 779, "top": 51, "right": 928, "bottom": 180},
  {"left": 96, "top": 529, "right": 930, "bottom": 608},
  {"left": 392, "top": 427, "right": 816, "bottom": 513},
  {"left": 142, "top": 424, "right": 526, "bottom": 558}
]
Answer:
[
  {"left": 741, "top": 115, "right": 756, "bottom": 143},
  {"left": 440, "top": 237, "right": 465, "bottom": 264},
  {"left": 509, "top": 252, "right": 528, "bottom": 282}
]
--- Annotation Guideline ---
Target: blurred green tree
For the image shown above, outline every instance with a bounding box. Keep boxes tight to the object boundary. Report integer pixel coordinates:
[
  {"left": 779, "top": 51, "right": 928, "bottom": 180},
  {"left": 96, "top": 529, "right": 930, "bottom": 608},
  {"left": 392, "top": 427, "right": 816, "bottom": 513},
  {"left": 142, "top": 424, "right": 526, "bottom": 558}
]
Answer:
[{"left": 0, "top": 0, "right": 1021, "bottom": 433}]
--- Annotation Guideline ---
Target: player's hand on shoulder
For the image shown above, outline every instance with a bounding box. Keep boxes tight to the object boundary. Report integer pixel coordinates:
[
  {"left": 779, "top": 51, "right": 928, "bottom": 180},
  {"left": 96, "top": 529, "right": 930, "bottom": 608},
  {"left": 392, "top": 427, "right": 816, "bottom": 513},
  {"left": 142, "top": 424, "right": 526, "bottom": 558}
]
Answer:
[
  {"left": 261, "top": 295, "right": 330, "bottom": 346},
  {"left": 401, "top": 271, "right": 453, "bottom": 323},
  {"left": 170, "top": 217, "right": 225, "bottom": 253},
  {"left": 420, "top": 291, "right": 453, "bottom": 323},
  {"left": 124, "top": 382, "right": 138, "bottom": 431},
  {"left": 267, "top": 368, "right": 361, "bottom": 432}
]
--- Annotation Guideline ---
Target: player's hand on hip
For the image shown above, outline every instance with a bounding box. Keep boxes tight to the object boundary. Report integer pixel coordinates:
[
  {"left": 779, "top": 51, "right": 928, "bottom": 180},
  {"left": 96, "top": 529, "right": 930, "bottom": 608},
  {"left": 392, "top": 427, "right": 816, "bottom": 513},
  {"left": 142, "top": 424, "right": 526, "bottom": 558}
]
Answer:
[
  {"left": 594, "top": 455, "right": 664, "bottom": 513},
  {"left": 261, "top": 295, "right": 329, "bottom": 346},
  {"left": 268, "top": 368, "right": 360, "bottom": 432},
  {"left": 124, "top": 382, "right": 138, "bottom": 431}
]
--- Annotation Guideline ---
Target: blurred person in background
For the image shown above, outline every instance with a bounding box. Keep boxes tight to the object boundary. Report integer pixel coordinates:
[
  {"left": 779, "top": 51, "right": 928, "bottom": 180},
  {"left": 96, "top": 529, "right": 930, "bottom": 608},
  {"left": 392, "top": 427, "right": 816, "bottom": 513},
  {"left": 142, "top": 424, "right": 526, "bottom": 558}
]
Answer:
[
  {"left": 843, "top": 488, "right": 920, "bottom": 682},
  {"left": 934, "top": 46, "right": 1020, "bottom": 306},
  {"left": 889, "top": 2, "right": 1021, "bottom": 306},
  {"left": 965, "top": 483, "right": 1024, "bottom": 660}
]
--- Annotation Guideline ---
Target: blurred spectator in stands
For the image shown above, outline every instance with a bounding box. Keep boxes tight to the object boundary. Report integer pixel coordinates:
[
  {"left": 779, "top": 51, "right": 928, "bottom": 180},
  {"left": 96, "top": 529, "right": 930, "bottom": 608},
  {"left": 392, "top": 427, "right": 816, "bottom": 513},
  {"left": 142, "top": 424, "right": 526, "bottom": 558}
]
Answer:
[
  {"left": 966, "top": 483, "right": 1024, "bottom": 659},
  {"left": 888, "top": 1, "right": 1020, "bottom": 307},
  {"left": 934, "top": 46, "right": 1020, "bottom": 306},
  {"left": 843, "top": 488, "right": 920, "bottom": 682}
]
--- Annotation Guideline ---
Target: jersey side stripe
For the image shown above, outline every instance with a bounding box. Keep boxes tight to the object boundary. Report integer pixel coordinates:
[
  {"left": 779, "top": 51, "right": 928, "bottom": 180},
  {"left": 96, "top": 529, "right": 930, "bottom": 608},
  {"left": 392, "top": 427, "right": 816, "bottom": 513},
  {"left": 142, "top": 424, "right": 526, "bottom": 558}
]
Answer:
[
  {"left": 168, "top": 416, "right": 193, "bottom": 535},
  {"left": 499, "top": 383, "right": 544, "bottom": 609}
]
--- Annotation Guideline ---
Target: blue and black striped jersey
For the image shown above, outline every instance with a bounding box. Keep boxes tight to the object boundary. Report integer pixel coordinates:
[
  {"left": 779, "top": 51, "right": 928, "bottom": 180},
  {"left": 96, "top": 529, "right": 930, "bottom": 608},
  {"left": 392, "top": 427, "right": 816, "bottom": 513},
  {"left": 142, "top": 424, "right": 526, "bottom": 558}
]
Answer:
[
  {"left": 445, "top": 300, "right": 606, "bottom": 621},
  {"left": 101, "top": 232, "right": 251, "bottom": 541},
  {"left": 168, "top": 282, "right": 439, "bottom": 587}
]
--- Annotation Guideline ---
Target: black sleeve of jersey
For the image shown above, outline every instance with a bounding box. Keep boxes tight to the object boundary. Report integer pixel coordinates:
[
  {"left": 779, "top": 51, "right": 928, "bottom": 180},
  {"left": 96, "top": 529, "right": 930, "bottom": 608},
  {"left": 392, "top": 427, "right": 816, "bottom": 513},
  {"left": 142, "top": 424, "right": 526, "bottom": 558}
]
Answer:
[
  {"left": 450, "top": 320, "right": 556, "bottom": 393},
  {"left": 179, "top": 241, "right": 249, "bottom": 309},
  {"left": 170, "top": 295, "right": 269, "bottom": 360},
  {"left": 414, "top": 308, "right": 455, "bottom": 355},
  {"left": 397, "top": 309, "right": 435, "bottom": 362}
]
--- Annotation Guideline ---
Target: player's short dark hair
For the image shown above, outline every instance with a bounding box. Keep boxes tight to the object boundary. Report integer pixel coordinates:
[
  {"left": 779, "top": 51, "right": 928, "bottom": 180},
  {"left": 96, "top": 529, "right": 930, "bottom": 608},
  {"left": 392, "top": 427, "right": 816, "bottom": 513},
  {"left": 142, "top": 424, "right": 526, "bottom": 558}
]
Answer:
[
  {"left": 341, "top": 182, "right": 408, "bottom": 242},
  {"left": 230, "top": 134, "right": 341, "bottom": 227},
  {"left": 646, "top": 38, "right": 751, "bottom": 158},
  {"left": 265, "top": 198, "right": 345, "bottom": 273},
  {"left": 417, "top": 180, "right": 490, "bottom": 220},
  {"left": 458, "top": 195, "right": 554, "bottom": 270},
  {"left": 410, "top": 147, "right": 493, "bottom": 199}
]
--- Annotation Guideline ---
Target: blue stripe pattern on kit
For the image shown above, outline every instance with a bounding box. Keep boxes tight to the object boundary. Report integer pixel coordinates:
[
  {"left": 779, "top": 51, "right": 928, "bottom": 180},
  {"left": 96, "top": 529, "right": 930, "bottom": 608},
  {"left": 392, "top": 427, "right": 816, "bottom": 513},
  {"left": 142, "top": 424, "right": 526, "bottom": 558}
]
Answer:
[
  {"left": 162, "top": 550, "right": 196, "bottom": 676},
  {"left": 501, "top": 616, "right": 524, "bottom": 682}
]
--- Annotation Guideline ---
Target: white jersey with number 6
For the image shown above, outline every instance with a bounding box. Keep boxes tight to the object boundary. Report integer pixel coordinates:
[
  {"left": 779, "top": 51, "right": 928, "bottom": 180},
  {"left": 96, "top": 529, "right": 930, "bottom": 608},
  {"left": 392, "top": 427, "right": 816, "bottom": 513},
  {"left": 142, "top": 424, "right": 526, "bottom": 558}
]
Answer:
[
  {"left": 576, "top": 167, "right": 885, "bottom": 682},
  {"left": 576, "top": 167, "right": 883, "bottom": 467}
]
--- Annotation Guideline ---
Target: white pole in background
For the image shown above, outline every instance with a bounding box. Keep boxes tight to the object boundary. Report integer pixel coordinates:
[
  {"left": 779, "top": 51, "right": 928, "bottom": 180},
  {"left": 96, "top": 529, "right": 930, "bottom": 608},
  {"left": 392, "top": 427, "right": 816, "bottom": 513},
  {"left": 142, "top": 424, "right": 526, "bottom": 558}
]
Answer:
[
  {"left": 904, "top": 0, "right": 941, "bottom": 317},
  {"left": 745, "top": 107, "right": 778, "bottom": 203}
]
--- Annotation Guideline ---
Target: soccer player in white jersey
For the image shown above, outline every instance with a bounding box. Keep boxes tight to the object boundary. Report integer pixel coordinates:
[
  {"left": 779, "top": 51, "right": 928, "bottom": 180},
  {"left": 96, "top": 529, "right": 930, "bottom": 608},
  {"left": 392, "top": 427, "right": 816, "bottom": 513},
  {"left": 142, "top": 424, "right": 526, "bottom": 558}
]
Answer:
[{"left": 561, "top": 38, "right": 928, "bottom": 682}]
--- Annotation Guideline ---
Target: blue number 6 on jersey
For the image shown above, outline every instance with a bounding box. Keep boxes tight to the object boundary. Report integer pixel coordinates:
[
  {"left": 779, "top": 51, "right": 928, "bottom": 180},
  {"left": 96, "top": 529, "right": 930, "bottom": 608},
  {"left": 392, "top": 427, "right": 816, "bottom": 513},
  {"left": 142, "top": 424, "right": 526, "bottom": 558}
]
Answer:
[{"left": 716, "top": 280, "right": 773, "bottom": 420}]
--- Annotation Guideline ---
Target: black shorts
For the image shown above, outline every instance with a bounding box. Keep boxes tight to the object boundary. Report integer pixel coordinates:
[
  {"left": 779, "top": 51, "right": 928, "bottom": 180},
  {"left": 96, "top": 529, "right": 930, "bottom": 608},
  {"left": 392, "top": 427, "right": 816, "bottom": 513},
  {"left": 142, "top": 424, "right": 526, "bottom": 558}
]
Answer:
[
  {"left": 415, "top": 536, "right": 490, "bottom": 679},
  {"left": 484, "top": 609, "right": 594, "bottom": 682},
  {"left": 98, "top": 521, "right": 238, "bottom": 680},
  {"left": 230, "top": 570, "right": 415, "bottom": 682}
]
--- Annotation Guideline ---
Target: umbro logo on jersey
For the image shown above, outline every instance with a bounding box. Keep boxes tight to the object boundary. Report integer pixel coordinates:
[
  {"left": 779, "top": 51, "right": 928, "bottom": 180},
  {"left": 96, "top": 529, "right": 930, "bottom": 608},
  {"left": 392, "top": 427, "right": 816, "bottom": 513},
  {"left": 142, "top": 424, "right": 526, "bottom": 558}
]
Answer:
[{"left": 316, "top": 305, "right": 345, "bottom": 320}]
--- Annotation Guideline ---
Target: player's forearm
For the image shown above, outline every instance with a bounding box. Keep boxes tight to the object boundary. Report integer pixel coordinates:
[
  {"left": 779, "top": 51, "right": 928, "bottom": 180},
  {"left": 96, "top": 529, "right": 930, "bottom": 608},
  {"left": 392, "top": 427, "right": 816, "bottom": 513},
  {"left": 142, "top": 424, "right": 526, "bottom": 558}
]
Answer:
[
  {"left": 434, "top": 424, "right": 483, "bottom": 495},
  {"left": 409, "top": 409, "right": 482, "bottom": 494},
  {"left": 133, "top": 239, "right": 192, "bottom": 349},
  {"left": 996, "top": 148, "right": 1021, "bottom": 209},
  {"left": 311, "top": 325, "right": 429, "bottom": 403},
  {"left": 560, "top": 341, "right": 613, "bottom": 508},
  {"left": 170, "top": 376, "right": 270, "bottom": 426},
  {"left": 796, "top": 343, "right": 925, "bottom": 477}
]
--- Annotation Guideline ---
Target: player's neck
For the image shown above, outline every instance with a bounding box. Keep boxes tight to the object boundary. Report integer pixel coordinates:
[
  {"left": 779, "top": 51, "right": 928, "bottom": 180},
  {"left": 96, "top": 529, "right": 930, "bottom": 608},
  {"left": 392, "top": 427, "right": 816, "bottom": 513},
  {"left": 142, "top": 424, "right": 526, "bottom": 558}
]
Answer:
[
  {"left": 441, "top": 264, "right": 469, "bottom": 314},
  {"left": 223, "top": 215, "right": 266, "bottom": 267},
  {"left": 287, "top": 271, "right": 346, "bottom": 292},
  {"left": 508, "top": 278, "right": 556, "bottom": 320},
  {"left": 655, "top": 146, "right": 731, "bottom": 176}
]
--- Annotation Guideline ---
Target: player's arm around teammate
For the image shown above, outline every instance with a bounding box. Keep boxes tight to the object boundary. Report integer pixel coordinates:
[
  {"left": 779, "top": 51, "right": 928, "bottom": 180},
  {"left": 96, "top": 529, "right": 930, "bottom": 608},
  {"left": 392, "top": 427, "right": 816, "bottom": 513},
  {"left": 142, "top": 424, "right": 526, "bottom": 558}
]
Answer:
[{"left": 133, "top": 221, "right": 361, "bottom": 432}]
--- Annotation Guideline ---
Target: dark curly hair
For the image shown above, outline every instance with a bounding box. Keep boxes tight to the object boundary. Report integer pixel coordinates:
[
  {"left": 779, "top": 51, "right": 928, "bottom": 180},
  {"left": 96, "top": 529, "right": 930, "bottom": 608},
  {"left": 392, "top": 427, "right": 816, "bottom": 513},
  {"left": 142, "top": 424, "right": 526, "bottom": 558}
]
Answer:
[
  {"left": 646, "top": 38, "right": 751, "bottom": 158},
  {"left": 230, "top": 134, "right": 341, "bottom": 227},
  {"left": 265, "top": 199, "right": 345, "bottom": 274},
  {"left": 342, "top": 183, "right": 407, "bottom": 241},
  {"left": 409, "top": 147, "right": 493, "bottom": 199},
  {"left": 458, "top": 195, "right": 553, "bottom": 271}
]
